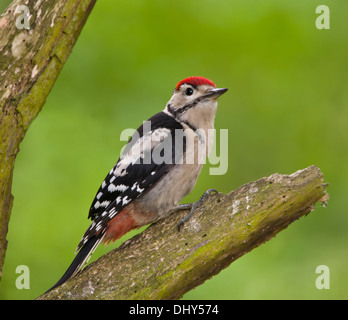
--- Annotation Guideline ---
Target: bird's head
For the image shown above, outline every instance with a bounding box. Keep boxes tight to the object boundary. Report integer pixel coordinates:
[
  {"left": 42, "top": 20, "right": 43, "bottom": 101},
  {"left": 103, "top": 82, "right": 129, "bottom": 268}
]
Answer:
[{"left": 165, "top": 76, "right": 228, "bottom": 130}]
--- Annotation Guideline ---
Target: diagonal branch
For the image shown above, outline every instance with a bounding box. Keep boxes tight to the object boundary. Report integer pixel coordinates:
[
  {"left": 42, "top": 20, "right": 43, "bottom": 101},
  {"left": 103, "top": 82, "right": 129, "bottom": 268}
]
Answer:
[{"left": 39, "top": 165, "right": 329, "bottom": 300}]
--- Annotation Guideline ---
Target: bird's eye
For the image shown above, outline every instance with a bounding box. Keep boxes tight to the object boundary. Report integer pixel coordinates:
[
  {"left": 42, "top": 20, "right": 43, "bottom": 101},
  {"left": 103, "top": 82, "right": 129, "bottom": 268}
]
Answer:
[{"left": 184, "top": 87, "right": 194, "bottom": 96}]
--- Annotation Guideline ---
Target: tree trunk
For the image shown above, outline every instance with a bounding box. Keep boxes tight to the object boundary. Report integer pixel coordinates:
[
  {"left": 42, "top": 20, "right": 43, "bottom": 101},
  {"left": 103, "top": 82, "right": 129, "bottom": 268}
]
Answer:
[
  {"left": 0, "top": 0, "right": 96, "bottom": 283},
  {"left": 38, "top": 165, "right": 329, "bottom": 300}
]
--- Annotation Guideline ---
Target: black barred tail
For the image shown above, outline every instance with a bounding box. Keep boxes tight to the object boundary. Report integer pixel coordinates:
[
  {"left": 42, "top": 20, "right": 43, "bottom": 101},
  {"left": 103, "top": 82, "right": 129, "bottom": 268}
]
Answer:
[{"left": 46, "top": 233, "right": 104, "bottom": 293}]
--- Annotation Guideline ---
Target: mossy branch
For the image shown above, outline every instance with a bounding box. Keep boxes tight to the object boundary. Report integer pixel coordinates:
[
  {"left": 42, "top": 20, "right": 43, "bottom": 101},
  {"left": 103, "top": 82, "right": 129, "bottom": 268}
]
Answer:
[
  {"left": 0, "top": 0, "right": 96, "bottom": 283},
  {"left": 39, "top": 165, "right": 329, "bottom": 300}
]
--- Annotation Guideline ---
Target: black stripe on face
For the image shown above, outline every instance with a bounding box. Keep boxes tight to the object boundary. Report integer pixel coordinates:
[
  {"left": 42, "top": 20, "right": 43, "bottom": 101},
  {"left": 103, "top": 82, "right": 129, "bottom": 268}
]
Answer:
[
  {"left": 166, "top": 104, "right": 197, "bottom": 131},
  {"left": 166, "top": 103, "right": 177, "bottom": 117},
  {"left": 168, "top": 92, "right": 204, "bottom": 116},
  {"left": 167, "top": 99, "right": 199, "bottom": 118}
]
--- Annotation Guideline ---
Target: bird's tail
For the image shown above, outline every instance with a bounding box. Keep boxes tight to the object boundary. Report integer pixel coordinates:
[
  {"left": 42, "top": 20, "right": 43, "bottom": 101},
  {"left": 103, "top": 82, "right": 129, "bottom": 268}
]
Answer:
[{"left": 46, "top": 233, "right": 104, "bottom": 293}]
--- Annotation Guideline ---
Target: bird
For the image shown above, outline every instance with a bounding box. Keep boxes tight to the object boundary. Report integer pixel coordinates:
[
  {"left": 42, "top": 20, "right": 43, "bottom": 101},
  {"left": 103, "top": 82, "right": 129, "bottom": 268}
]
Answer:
[{"left": 47, "top": 76, "right": 228, "bottom": 292}]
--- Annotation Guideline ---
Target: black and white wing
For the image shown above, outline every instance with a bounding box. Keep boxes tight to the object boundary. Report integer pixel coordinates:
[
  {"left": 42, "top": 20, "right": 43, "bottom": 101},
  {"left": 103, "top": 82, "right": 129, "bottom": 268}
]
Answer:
[{"left": 76, "top": 111, "right": 185, "bottom": 251}]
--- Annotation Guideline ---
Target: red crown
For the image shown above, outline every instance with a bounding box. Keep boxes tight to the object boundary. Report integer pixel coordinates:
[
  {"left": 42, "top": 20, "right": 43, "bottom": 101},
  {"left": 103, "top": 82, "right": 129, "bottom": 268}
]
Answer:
[{"left": 175, "top": 76, "right": 216, "bottom": 91}]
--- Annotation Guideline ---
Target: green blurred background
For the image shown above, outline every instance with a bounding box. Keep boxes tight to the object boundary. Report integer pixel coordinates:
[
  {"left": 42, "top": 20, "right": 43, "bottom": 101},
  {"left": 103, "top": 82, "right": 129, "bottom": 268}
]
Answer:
[{"left": 1, "top": 0, "right": 347, "bottom": 299}]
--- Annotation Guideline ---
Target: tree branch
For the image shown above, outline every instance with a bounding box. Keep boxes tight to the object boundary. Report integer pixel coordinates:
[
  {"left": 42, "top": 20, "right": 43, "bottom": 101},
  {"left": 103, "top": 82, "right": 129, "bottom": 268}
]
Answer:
[
  {"left": 0, "top": 0, "right": 96, "bottom": 283},
  {"left": 38, "top": 165, "right": 329, "bottom": 300}
]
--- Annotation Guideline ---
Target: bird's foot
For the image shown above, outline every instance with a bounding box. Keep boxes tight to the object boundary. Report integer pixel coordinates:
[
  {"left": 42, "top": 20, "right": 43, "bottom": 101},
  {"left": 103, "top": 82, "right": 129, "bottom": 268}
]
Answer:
[{"left": 177, "top": 188, "right": 218, "bottom": 231}]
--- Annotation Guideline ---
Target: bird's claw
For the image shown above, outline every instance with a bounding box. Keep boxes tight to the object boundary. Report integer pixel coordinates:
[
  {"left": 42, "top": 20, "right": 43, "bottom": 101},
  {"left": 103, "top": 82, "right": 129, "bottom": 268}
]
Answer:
[{"left": 177, "top": 189, "right": 218, "bottom": 231}]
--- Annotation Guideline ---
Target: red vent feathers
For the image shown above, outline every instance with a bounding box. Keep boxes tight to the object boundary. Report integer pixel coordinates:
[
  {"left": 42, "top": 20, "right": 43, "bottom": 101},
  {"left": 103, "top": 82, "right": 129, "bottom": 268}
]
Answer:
[{"left": 175, "top": 77, "right": 216, "bottom": 90}]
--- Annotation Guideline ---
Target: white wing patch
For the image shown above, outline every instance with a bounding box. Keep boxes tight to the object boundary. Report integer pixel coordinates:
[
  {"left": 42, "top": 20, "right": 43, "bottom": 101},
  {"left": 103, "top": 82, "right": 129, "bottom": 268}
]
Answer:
[
  {"left": 131, "top": 182, "right": 145, "bottom": 193},
  {"left": 114, "top": 128, "right": 172, "bottom": 174},
  {"left": 108, "top": 183, "right": 129, "bottom": 193},
  {"left": 94, "top": 200, "right": 111, "bottom": 209}
]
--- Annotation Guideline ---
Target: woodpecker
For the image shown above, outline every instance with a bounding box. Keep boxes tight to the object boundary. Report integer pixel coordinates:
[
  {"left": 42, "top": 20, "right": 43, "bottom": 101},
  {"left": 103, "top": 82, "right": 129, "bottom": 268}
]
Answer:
[{"left": 47, "top": 76, "right": 228, "bottom": 292}]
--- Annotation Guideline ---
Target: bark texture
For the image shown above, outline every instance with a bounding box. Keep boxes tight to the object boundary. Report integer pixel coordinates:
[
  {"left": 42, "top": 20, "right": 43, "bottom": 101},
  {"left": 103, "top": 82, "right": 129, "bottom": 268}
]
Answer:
[
  {"left": 39, "top": 165, "right": 329, "bottom": 300},
  {"left": 0, "top": 0, "right": 96, "bottom": 282}
]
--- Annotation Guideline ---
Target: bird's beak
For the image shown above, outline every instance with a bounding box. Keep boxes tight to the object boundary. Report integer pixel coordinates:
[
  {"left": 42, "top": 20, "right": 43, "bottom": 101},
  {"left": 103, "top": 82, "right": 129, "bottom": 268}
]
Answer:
[{"left": 203, "top": 88, "right": 228, "bottom": 99}]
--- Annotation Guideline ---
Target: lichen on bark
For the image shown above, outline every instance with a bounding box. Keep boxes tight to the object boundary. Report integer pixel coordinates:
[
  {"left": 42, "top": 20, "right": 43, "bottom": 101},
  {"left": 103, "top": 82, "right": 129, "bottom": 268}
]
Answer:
[
  {"left": 38, "top": 165, "right": 328, "bottom": 300},
  {"left": 0, "top": 0, "right": 96, "bottom": 283}
]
